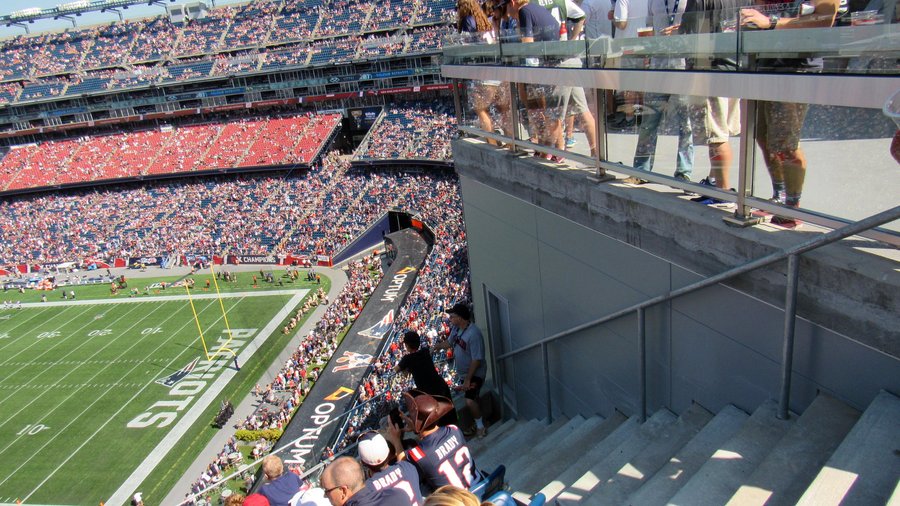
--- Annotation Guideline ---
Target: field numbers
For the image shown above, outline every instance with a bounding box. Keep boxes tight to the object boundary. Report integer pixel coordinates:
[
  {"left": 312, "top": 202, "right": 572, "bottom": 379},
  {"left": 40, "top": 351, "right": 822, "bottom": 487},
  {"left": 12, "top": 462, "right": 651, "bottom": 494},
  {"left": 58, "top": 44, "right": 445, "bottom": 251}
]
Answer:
[
  {"left": 88, "top": 329, "right": 113, "bottom": 337},
  {"left": 142, "top": 327, "right": 163, "bottom": 335},
  {"left": 17, "top": 424, "right": 50, "bottom": 436},
  {"left": 0, "top": 332, "right": 9, "bottom": 339},
  {"left": 36, "top": 331, "right": 61, "bottom": 339}
]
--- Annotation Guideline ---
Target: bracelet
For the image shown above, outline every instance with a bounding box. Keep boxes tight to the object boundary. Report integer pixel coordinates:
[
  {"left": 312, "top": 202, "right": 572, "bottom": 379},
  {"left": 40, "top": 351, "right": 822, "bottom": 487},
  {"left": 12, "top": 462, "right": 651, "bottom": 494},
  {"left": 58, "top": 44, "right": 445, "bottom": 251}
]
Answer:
[{"left": 768, "top": 14, "right": 780, "bottom": 29}]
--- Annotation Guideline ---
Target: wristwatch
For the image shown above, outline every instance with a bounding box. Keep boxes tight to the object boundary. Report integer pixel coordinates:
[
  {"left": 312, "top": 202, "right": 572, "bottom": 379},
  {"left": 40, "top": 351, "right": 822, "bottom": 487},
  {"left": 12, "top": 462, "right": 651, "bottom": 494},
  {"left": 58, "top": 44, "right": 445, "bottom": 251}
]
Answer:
[{"left": 768, "top": 14, "right": 780, "bottom": 29}]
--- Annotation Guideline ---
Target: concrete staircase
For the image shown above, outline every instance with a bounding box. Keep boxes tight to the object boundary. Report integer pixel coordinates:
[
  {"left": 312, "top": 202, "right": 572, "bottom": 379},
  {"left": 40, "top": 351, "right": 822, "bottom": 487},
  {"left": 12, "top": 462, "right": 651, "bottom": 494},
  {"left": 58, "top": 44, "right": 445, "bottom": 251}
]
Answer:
[{"left": 470, "top": 391, "right": 900, "bottom": 505}]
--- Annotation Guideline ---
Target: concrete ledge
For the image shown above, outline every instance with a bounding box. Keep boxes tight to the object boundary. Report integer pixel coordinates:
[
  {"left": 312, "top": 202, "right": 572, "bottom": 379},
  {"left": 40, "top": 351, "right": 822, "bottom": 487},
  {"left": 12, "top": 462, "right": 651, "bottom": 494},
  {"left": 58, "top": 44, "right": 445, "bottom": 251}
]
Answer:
[{"left": 453, "top": 138, "right": 899, "bottom": 358}]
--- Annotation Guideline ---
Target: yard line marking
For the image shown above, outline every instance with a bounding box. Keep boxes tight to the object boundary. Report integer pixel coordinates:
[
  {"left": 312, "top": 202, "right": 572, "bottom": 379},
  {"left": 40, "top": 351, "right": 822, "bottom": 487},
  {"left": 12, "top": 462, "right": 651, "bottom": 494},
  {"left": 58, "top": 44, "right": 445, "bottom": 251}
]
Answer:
[
  {"left": 106, "top": 290, "right": 307, "bottom": 506},
  {"left": 5, "top": 297, "right": 246, "bottom": 496},
  {"left": 0, "top": 301, "right": 129, "bottom": 370},
  {"left": 0, "top": 303, "right": 147, "bottom": 399},
  {"left": 17, "top": 289, "right": 307, "bottom": 308},
  {"left": 0, "top": 301, "right": 180, "bottom": 436},
  {"left": 0, "top": 307, "right": 50, "bottom": 353},
  {"left": 0, "top": 298, "right": 222, "bottom": 432}
]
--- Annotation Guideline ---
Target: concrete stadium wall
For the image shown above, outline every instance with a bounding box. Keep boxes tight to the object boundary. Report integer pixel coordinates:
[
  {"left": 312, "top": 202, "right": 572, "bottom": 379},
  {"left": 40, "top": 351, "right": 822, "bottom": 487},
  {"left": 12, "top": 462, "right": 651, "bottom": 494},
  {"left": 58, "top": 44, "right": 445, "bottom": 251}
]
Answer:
[{"left": 453, "top": 138, "right": 900, "bottom": 422}]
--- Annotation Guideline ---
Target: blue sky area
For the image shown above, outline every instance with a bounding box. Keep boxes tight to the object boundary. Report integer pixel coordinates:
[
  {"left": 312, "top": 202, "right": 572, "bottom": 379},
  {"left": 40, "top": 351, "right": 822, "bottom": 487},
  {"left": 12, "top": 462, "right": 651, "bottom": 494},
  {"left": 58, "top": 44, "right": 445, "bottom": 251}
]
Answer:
[{"left": 0, "top": 0, "right": 247, "bottom": 39}]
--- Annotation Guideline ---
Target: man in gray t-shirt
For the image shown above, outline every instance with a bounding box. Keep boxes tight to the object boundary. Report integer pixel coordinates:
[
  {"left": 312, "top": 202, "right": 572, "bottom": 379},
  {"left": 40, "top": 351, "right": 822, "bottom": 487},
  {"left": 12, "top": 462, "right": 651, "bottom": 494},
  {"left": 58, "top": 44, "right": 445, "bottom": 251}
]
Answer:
[{"left": 434, "top": 302, "right": 488, "bottom": 438}]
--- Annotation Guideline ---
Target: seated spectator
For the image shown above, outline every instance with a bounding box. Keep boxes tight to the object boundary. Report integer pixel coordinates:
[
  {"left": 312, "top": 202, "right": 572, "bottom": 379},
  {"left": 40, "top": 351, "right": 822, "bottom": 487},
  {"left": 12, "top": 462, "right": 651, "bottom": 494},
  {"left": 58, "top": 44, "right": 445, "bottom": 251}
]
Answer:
[
  {"left": 389, "top": 391, "right": 480, "bottom": 493},
  {"left": 258, "top": 454, "right": 304, "bottom": 506}
]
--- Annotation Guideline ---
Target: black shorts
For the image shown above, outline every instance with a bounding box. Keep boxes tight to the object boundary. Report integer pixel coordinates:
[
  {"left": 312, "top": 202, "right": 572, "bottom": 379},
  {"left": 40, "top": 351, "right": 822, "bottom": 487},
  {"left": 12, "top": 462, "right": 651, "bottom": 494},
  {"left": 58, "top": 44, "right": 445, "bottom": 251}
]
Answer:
[{"left": 464, "top": 376, "right": 484, "bottom": 401}]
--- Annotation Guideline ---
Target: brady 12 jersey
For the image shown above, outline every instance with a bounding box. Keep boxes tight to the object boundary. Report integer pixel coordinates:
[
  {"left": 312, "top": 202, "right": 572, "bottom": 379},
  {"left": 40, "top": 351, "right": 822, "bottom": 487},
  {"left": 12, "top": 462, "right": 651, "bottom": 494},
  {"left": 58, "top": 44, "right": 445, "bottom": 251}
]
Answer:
[
  {"left": 346, "top": 461, "right": 424, "bottom": 506},
  {"left": 406, "top": 425, "right": 479, "bottom": 491}
]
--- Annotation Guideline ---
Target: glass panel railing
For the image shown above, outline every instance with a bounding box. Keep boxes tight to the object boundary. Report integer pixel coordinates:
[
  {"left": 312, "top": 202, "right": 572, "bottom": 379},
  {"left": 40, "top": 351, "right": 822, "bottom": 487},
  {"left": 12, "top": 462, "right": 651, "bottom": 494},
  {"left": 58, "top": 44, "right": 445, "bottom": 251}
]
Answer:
[
  {"left": 443, "top": 11, "right": 900, "bottom": 75},
  {"left": 453, "top": 76, "right": 900, "bottom": 238}
]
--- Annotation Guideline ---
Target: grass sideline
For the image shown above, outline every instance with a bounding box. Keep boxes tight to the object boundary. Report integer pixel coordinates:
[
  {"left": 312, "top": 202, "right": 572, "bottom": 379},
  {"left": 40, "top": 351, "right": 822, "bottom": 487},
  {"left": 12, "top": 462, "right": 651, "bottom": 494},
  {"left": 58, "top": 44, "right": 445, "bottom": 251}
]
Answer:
[{"left": 0, "top": 271, "right": 329, "bottom": 504}]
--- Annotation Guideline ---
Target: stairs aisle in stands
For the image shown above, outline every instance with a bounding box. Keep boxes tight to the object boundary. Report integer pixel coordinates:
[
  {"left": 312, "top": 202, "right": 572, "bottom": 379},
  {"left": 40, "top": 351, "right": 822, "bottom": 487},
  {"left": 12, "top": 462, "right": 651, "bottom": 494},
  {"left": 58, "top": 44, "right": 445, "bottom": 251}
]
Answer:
[{"left": 471, "top": 391, "right": 900, "bottom": 506}]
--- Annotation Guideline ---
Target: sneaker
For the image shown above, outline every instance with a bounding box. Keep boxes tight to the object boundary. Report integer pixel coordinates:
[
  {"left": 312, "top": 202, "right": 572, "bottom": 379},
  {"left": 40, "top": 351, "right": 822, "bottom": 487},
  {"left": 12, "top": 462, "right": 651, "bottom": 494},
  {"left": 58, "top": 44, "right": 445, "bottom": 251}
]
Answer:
[
  {"left": 622, "top": 176, "right": 648, "bottom": 185},
  {"left": 463, "top": 426, "right": 486, "bottom": 439},
  {"left": 673, "top": 173, "right": 691, "bottom": 183},
  {"left": 565, "top": 136, "right": 577, "bottom": 148}
]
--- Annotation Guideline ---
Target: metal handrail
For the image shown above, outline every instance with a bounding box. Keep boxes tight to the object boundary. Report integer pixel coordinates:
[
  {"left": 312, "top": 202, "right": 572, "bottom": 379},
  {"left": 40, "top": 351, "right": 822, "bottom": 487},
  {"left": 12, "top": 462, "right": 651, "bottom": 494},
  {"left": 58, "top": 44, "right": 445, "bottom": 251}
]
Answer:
[{"left": 496, "top": 205, "right": 900, "bottom": 422}]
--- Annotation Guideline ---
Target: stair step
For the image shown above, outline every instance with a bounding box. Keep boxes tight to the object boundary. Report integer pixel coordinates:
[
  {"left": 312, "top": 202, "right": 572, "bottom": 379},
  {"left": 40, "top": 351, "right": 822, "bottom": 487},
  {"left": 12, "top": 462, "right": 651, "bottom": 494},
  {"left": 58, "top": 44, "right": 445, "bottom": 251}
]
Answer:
[
  {"left": 581, "top": 403, "right": 714, "bottom": 505},
  {"left": 468, "top": 418, "right": 517, "bottom": 455},
  {"left": 504, "top": 415, "right": 586, "bottom": 481},
  {"left": 727, "top": 394, "right": 861, "bottom": 506},
  {"left": 511, "top": 414, "right": 617, "bottom": 497},
  {"left": 555, "top": 409, "right": 679, "bottom": 504},
  {"left": 472, "top": 419, "right": 530, "bottom": 456},
  {"left": 666, "top": 399, "right": 795, "bottom": 506},
  {"left": 797, "top": 390, "right": 900, "bottom": 506},
  {"left": 539, "top": 413, "right": 640, "bottom": 502},
  {"left": 625, "top": 405, "right": 749, "bottom": 505},
  {"left": 479, "top": 418, "right": 565, "bottom": 472}
]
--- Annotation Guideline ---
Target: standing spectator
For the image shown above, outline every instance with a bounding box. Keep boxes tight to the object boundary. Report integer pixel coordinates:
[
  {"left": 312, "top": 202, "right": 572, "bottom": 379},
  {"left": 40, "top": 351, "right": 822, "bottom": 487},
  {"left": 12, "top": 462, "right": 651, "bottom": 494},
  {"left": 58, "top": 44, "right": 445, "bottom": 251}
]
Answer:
[
  {"left": 740, "top": 0, "right": 839, "bottom": 227},
  {"left": 629, "top": 0, "right": 694, "bottom": 183},
  {"left": 680, "top": 0, "right": 751, "bottom": 203},
  {"left": 433, "top": 303, "right": 487, "bottom": 438},
  {"left": 394, "top": 330, "right": 459, "bottom": 427},
  {"left": 458, "top": 0, "right": 511, "bottom": 146}
]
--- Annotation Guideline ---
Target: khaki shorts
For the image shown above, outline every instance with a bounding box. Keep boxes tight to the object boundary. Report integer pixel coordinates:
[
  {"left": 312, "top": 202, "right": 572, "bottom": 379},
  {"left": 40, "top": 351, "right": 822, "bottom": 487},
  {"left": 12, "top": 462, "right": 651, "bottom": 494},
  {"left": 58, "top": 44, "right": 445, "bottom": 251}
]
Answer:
[
  {"left": 558, "top": 86, "right": 589, "bottom": 118},
  {"left": 704, "top": 96, "right": 741, "bottom": 144}
]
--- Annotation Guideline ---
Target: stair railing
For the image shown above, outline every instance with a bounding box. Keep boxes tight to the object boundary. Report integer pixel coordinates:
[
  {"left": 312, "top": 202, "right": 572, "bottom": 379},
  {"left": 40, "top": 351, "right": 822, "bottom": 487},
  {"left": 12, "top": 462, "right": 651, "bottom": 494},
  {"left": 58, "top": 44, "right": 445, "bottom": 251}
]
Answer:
[{"left": 495, "top": 206, "right": 900, "bottom": 424}]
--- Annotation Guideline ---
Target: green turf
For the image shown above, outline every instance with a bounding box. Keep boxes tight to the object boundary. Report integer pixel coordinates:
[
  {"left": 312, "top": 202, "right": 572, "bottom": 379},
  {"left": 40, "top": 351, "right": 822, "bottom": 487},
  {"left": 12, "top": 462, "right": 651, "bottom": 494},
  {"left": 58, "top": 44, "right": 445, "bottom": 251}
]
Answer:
[
  {"left": 2, "top": 267, "right": 316, "bottom": 303},
  {"left": 0, "top": 271, "right": 329, "bottom": 505}
]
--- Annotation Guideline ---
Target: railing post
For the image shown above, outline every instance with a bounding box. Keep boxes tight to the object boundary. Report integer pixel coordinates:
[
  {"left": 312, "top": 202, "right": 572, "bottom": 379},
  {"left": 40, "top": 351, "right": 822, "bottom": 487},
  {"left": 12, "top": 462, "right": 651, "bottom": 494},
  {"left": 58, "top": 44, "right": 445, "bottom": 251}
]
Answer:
[
  {"left": 496, "top": 357, "right": 506, "bottom": 420},
  {"left": 637, "top": 307, "right": 647, "bottom": 423},
  {"left": 778, "top": 253, "right": 800, "bottom": 420},
  {"left": 508, "top": 81, "right": 520, "bottom": 154},
  {"left": 451, "top": 78, "right": 463, "bottom": 133},
  {"left": 542, "top": 342, "right": 552, "bottom": 424}
]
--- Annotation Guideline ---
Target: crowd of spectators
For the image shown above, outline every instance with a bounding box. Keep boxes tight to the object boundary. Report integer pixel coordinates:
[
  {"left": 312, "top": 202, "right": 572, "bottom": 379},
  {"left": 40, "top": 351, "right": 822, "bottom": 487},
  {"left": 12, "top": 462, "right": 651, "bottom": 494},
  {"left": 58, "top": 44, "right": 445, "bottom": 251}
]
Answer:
[
  {"left": 0, "top": 141, "right": 457, "bottom": 269},
  {"left": 355, "top": 101, "right": 456, "bottom": 161},
  {"left": 0, "top": 0, "right": 457, "bottom": 97},
  {"left": 187, "top": 255, "right": 383, "bottom": 498},
  {"left": 0, "top": 111, "right": 341, "bottom": 192},
  {"left": 225, "top": 2, "right": 280, "bottom": 49}
]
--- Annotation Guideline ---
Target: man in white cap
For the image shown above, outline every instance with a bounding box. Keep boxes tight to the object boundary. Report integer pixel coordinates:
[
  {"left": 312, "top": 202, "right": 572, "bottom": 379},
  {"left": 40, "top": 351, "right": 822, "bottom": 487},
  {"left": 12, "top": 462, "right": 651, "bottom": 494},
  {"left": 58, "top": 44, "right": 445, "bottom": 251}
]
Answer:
[{"left": 321, "top": 434, "right": 423, "bottom": 506}]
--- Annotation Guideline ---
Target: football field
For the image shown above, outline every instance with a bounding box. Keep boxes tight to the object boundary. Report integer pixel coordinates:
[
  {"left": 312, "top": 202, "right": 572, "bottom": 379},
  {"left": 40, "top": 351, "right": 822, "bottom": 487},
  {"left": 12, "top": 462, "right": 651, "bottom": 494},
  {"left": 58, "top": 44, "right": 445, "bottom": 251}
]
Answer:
[{"left": 0, "top": 287, "right": 309, "bottom": 505}]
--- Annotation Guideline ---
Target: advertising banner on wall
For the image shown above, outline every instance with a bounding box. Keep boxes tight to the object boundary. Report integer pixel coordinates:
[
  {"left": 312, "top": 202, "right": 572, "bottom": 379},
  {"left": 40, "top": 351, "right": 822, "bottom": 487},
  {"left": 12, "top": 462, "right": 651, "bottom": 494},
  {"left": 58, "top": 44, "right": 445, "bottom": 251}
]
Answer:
[{"left": 274, "top": 228, "right": 429, "bottom": 469}]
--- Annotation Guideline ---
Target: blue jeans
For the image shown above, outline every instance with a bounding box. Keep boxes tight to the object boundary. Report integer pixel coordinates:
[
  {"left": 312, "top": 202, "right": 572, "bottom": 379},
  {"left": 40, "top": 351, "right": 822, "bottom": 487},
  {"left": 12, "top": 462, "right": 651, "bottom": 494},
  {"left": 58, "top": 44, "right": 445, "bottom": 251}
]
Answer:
[{"left": 632, "top": 93, "right": 694, "bottom": 178}]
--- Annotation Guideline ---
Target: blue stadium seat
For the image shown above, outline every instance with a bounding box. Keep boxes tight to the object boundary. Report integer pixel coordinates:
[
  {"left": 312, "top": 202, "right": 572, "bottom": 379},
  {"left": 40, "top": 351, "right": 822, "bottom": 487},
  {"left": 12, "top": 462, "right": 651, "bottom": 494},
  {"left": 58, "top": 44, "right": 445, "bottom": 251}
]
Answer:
[{"left": 470, "top": 464, "right": 505, "bottom": 500}]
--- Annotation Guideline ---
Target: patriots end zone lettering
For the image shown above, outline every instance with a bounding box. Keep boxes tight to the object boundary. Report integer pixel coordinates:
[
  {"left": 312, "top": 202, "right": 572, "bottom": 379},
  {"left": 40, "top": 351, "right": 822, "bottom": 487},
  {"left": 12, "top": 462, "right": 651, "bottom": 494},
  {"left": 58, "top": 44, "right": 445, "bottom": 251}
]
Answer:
[{"left": 126, "top": 329, "right": 257, "bottom": 429}]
